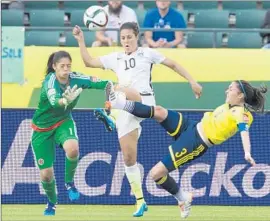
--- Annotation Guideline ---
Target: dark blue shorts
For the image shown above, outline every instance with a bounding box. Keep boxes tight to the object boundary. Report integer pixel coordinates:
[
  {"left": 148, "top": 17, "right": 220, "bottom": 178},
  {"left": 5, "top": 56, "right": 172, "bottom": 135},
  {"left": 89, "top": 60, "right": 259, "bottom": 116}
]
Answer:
[{"left": 160, "top": 110, "right": 209, "bottom": 172}]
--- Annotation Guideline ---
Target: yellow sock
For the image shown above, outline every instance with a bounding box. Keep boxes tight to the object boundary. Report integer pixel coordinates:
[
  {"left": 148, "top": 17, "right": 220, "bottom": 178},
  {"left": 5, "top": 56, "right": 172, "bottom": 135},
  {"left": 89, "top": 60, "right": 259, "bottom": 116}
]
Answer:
[
  {"left": 110, "top": 109, "right": 120, "bottom": 121},
  {"left": 125, "top": 164, "right": 145, "bottom": 208}
]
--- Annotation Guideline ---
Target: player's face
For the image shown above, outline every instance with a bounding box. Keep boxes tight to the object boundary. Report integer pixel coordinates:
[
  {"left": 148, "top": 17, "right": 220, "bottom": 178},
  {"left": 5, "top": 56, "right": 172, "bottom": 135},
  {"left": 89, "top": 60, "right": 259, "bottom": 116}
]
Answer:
[
  {"left": 120, "top": 29, "right": 138, "bottom": 54},
  {"left": 53, "top": 57, "right": 71, "bottom": 79},
  {"left": 156, "top": 0, "right": 171, "bottom": 10},
  {"left": 225, "top": 82, "right": 244, "bottom": 104}
]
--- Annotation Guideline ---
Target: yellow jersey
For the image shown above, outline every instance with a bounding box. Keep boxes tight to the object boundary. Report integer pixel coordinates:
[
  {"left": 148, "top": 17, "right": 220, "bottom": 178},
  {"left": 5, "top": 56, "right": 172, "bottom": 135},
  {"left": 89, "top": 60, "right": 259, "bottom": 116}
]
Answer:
[{"left": 201, "top": 103, "right": 253, "bottom": 145}]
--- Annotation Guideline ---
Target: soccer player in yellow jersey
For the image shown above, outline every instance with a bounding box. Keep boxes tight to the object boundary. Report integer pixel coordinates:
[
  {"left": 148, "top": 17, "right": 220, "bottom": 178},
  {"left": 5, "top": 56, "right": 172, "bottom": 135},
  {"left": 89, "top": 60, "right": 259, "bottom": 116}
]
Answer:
[{"left": 105, "top": 80, "right": 267, "bottom": 219}]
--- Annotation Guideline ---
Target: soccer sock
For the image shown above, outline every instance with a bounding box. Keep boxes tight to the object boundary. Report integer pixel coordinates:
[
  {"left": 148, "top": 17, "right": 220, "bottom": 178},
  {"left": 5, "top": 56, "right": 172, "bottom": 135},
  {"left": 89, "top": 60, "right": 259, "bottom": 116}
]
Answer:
[
  {"left": 41, "top": 179, "right": 57, "bottom": 204},
  {"left": 160, "top": 110, "right": 181, "bottom": 135},
  {"left": 173, "top": 189, "right": 190, "bottom": 202},
  {"left": 123, "top": 101, "right": 155, "bottom": 118},
  {"left": 155, "top": 175, "right": 179, "bottom": 195},
  {"left": 110, "top": 109, "right": 120, "bottom": 121},
  {"left": 65, "top": 155, "right": 79, "bottom": 184},
  {"left": 125, "top": 164, "right": 145, "bottom": 206}
]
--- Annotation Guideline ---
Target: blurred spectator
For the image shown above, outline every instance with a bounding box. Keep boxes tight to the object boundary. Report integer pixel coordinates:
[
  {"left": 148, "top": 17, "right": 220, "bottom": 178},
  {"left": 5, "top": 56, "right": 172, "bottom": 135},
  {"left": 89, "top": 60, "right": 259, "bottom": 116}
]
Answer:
[
  {"left": 143, "top": 0, "right": 186, "bottom": 48},
  {"left": 260, "top": 10, "right": 270, "bottom": 49},
  {"left": 92, "top": 1, "right": 138, "bottom": 47},
  {"left": 8, "top": 0, "right": 24, "bottom": 9}
]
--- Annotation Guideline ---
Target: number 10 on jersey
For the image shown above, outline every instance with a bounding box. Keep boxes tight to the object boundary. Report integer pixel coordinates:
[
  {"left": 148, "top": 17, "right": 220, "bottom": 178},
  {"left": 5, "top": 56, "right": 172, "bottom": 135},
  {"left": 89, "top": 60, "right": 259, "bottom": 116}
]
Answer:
[{"left": 124, "top": 58, "right": 136, "bottom": 70}]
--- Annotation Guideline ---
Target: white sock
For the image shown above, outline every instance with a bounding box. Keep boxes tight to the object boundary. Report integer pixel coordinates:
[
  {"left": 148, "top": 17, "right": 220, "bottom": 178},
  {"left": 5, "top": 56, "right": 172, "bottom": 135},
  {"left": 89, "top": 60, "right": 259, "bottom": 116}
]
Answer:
[
  {"left": 110, "top": 91, "right": 127, "bottom": 109},
  {"left": 125, "top": 163, "right": 144, "bottom": 203},
  {"left": 173, "top": 189, "right": 189, "bottom": 202}
]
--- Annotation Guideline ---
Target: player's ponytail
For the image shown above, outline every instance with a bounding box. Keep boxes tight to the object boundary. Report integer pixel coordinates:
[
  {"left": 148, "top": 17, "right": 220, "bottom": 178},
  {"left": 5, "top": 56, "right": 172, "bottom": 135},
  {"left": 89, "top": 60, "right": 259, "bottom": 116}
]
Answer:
[
  {"left": 120, "top": 22, "right": 139, "bottom": 36},
  {"left": 46, "top": 52, "right": 55, "bottom": 76},
  {"left": 238, "top": 80, "right": 268, "bottom": 113},
  {"left": 45, "top": 51, "right": 72, "bottom": 76}
]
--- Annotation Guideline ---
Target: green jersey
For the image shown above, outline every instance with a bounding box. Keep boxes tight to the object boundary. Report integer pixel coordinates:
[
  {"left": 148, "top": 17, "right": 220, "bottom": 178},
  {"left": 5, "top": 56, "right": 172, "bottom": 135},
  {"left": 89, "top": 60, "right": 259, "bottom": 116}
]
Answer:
[{"left": 32, "top": 72, "right": 108, "bottom": 129}]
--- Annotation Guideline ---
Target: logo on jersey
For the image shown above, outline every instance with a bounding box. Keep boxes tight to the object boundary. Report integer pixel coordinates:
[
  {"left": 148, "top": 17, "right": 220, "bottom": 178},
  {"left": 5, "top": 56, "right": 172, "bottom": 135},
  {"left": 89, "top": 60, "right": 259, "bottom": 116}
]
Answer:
[{"left": 38, "top": 158, "right": 44, "bottom": 166}]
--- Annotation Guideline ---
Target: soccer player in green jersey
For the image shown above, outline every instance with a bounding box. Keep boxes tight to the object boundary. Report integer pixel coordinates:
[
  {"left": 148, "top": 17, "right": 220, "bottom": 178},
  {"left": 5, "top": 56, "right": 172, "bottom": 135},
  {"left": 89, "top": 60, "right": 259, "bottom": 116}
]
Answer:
[{"left": 31, "top": 50, "right": 111, "bottom": 216}]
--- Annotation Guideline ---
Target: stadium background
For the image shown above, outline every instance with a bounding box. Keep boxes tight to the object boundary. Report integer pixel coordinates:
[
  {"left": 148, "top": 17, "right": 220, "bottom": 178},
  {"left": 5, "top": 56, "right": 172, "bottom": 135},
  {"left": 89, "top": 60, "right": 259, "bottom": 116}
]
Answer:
[{"left": 1, "top": 0, "right": 270, "bottom": 220}]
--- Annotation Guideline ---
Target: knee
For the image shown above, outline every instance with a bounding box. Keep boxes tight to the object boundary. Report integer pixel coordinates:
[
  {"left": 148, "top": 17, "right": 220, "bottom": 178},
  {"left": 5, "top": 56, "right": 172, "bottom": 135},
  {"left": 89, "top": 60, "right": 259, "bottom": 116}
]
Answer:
[
  {"left": 63, "top": 140, "right": 79, "bottom": 158},
  {"left": 154, "top": 106, "right": 168, "bottom": 122},
  {"left": 150, "top": 166, "right": 161, "bottom": 181},
  {"left": 67, "top": 146, "right": 79, "bottom": 158},
  {"left": 40, "top": 169, "right": 53, "bottom": 182},
  {"left": 123, "top": 153, "right": 136, "bottom": 166}
]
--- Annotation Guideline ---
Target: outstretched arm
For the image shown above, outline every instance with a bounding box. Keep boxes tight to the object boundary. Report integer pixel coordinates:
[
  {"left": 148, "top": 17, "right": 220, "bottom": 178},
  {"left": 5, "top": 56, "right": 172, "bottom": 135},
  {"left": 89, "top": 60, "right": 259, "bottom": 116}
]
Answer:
[
  {"left": 240, "top": 131, "right": 256, "bottom": 166},
  {"left": 73, "top": 25, "right": 104, "bottom": 68},
  {"left": 161, "top": 58, "right": 202, "bottom": 99}
]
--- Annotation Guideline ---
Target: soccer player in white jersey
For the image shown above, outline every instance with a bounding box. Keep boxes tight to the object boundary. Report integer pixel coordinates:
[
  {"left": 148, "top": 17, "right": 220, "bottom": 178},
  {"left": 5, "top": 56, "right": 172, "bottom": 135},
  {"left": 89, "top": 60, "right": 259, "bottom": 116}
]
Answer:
[{"left": 73, "top": 22, "right": 202, "bottom": 217}]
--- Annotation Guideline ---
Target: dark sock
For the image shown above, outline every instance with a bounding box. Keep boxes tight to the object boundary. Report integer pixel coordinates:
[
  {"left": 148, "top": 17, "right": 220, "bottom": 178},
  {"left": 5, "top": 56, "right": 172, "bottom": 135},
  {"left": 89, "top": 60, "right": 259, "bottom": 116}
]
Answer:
[
  {"left": 160, "top": 110, "right": 181, "bottom": 136},
  {"left": 123, "top": 101, "right": 154, "bottom": 118},
  {"left": 155, "top": 175, "right": 179, "bottom": 195}
]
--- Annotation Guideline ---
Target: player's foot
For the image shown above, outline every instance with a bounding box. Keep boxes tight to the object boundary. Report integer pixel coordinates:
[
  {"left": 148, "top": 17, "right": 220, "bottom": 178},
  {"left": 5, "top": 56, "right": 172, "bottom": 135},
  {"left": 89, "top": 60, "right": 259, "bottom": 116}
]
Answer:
[
  {"left": 94, "top": 108, "right": 115, "bottom": 132},
  {"left": 44, "top": 201, "right": 56, "bottom": 216},
  {"left": 179, "top": 192, "right": 193, "bottom": 219},
  {"left": 133, "top": 202, "right": 148, "bottom": 217},
  {"left": 65, "top": 182, "right": 80, "bottom": 202},
  {"left": 105, "top": 92, "right": 126, "bottom": 111}
]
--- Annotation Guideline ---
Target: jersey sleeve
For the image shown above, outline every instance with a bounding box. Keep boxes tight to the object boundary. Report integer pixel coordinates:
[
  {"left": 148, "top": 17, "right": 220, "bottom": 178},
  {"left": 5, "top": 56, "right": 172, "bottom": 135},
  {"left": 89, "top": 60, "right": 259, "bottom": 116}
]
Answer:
[
  {"left": 44, "top": 75, "right": 62, "bottom": 108},
  {"left": 70, "top": 72, "right": 109, "bottom": 90},
  {"left": 146, "top": 48, "right": 166, "bottom": 64},
  {"left": 99, "top": 52, "right": 118, "bottom": 71},
  {"left": 143, "top": 11, "right": 153, "bottom": 28},
  {"left": 175, "top": 12, "right": 187, "bottom": 28},
  {"left": 231, "top": 107, "right": 253, "bottom": 131}
]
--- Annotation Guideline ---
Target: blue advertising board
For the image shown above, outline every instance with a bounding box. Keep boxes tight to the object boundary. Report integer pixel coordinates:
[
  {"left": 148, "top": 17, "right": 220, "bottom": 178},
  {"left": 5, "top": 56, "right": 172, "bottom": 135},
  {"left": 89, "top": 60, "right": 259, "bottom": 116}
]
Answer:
[{"left": 1, "top": 109, "right": 270, "bottom": 205}]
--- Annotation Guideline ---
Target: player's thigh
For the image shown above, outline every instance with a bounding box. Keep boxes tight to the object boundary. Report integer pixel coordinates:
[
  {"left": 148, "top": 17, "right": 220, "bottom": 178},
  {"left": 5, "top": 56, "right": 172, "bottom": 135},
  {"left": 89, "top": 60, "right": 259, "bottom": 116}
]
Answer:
[
  {"left": 161, "top": 124, "right": 208, "bottom": 172},
  {"left": 55, "top": 119, "right": 79, "bottom": 147},
  {"left": 115, "top": 86, "right": 142, "bottom": 102},
  {"left": 119, "top": 128, "right": 139, "bottom": 165},
  {"left": 31, "top": 131, "right": 56, "bottom": 170},
  {"left": 116, "top": 111, "right": 142, "bottom": 139}
]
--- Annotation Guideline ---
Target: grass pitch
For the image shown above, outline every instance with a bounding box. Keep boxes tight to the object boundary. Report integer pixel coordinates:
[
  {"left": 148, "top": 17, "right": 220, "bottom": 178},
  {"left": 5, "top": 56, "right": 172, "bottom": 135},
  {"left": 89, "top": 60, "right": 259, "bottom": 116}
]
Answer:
[{"left": 2, "top": 205, "right": 270, "bottom": 221}]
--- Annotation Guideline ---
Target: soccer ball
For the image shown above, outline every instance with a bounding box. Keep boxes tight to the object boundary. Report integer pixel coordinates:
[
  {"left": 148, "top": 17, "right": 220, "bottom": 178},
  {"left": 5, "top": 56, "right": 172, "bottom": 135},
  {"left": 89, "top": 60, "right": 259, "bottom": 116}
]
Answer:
[{"left": 83, "top": 6, "right": 108, "bottom": 29}]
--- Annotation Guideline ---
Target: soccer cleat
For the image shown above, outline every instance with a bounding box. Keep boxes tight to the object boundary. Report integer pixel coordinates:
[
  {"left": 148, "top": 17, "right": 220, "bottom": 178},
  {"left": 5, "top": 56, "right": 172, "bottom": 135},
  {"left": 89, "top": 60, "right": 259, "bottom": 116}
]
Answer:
[
  {"left": 65, "top": 182, "right": 80, "bottom": 202},
  {"left": 44, "top": 201, "right": 56, "bottom": 216},
  {"left": 179, "top": 193, "right": 193, "bottom": 219},
  {"left": 133, "top": 202, "right": 148, "bottom": 217},
  {"left": 94, "top": 108, "right": 115, "bottom": 132}
]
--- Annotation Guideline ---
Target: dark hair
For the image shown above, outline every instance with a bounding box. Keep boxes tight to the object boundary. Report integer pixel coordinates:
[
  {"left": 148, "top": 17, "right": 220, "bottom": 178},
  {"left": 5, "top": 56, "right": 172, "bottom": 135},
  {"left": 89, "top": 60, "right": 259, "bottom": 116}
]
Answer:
[
  {"left": 120, "top": 22, "right": 139, "bottom": 36},
  {"left": 46, "top": 51, "right": 72, "bottom": 75},
  {"left": 237, "top": 80, "right": 268, "bottom": 113}
]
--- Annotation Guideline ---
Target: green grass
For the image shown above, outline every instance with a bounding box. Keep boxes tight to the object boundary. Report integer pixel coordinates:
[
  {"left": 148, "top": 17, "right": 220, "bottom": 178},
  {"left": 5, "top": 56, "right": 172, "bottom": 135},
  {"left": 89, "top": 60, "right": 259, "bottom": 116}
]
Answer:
[{"left": 2, "top": 205, "right": 270, "bottom": 221}]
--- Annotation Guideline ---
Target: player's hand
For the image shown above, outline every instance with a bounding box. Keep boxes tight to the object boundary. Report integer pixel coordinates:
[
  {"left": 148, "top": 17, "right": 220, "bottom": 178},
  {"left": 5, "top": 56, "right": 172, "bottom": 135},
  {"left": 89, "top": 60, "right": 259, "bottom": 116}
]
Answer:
[
  {"left": 62, "top": 85, "right": 83, "bottom": 105},
  {"left": 245, "top": 152, "right": 256, "bottom": 166},
  {"left": 73, "top": 25, "right": 84, "bottom": 42},
  {"left": 190, "top": 81, "right": 202, "bottom": 99}
]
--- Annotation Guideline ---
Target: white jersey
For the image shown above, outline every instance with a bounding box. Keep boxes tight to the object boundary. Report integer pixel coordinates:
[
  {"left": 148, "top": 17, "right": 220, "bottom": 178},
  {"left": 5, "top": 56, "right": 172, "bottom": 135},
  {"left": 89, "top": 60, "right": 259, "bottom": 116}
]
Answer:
[
  {"left": 99, "top": 47, "right": 166, "bottom": 94},
  {"left": 103, "top": 5, "right": 138, "bottom": 43}
]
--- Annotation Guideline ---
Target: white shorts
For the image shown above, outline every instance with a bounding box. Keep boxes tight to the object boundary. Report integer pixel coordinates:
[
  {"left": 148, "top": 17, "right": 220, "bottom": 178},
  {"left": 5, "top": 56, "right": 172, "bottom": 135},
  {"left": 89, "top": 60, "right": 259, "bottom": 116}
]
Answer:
[{"left": 116, "top": 95, "right": 156, "bottom": 139}]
